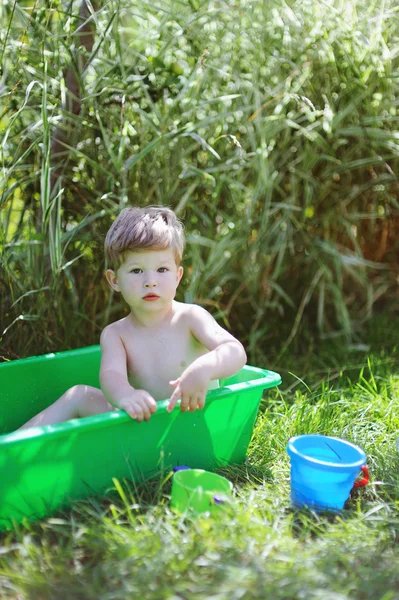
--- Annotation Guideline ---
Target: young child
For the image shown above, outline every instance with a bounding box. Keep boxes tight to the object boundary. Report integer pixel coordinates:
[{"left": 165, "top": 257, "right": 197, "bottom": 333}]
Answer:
[{"left": 19, "top": 206, "right": 247, "bottom": 429}]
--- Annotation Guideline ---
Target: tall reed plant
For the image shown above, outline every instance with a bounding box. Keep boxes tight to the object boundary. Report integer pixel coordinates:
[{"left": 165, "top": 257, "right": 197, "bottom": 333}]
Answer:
[{"left": 1, "top": 0, "right": 398, "bottom": 360}]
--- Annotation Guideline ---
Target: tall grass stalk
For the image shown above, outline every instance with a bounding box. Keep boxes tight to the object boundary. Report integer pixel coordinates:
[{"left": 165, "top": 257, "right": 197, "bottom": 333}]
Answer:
[{"left": 0, "top": 0, "right": 398, "bottom": 360}]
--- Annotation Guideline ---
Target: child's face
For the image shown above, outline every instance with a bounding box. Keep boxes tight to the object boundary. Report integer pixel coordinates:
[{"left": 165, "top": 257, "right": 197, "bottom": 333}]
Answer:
[{"left": 106, "top": 248, "right": 183, "bottom": 313}]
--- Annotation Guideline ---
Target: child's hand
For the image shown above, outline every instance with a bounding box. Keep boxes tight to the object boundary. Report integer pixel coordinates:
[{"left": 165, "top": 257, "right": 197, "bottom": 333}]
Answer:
[
  {"left": 167, "top": 365, "right": 211, "bottom": 413},
  {"left": 119, "top": 390, "right": 157, "bottom": 422}
]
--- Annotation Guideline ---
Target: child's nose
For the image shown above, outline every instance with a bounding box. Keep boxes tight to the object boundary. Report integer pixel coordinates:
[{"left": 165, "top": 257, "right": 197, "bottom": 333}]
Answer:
[{"left": 144, "top": 274, "right": 157, "bottom": 288}]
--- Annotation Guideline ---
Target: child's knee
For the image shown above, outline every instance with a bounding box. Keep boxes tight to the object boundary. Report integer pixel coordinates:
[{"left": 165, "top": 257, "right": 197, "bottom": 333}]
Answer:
[
  {"left": 64, "top": 385, "right": 99, "bottom": 411},
  {"left": 65, "top": 385, "right": 88, "bottom": 401},
  {"left": 64, "top": 385, "right": 111, "bottom": 417}
]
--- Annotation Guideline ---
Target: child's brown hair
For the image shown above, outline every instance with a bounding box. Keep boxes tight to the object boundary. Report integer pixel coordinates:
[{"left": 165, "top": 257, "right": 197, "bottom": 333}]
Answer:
[{"left": 104, "top": 206, "right": 185, "bottom": 269}]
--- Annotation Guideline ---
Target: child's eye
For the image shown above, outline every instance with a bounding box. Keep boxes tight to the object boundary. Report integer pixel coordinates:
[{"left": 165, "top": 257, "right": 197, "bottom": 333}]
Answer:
[
  {"left": 158, "top": 267, "right": 169, "bottom": 273},
  {"left": 130, "top": 268, "right": 142, "bottom": 274}
]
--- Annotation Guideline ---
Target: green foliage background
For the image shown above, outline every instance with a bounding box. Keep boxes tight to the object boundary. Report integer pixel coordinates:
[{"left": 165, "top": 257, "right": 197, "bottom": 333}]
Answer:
[{"left": 1, "top": 0, "right": 398, "bottom": 360}]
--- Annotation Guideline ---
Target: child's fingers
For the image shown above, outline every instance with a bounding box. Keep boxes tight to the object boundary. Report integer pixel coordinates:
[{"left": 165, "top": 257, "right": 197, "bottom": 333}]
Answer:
[
  {"left": 141, "top": 397, "right": 156, "bottom": 421},
  {"left": 120, "top": 401, "right": 137, "bottom": 420},
  {"left": 167, "top": 387, "right": 181, "bottom": 413},
  {"left": 141, "top": 402, "right": 151, "bottom": 421},
  {"left": 126, "top": 407, "right": 137, "bottom": 420},
  {"left": 143, "top": 393, "right": 157, "bottom": 413},
  {"left": 180, "top": 394, "right": 191, "bottom": 412},
  {"left": 189, "top": 396, "right": 198, "bottom": 412},
  {"left": 132, "top": 404, "right": 144, "bottom": 422},
  {"left": 197, "top": 394, "right": 205, "bottom": 410}
]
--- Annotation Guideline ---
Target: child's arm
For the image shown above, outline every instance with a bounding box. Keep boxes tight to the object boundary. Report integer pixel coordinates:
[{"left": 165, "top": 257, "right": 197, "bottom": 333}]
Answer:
[
  {"left": 100, "top": 326, "right": 157, "bottom": 422},
  {"left": 167, "top": 305, "right": 247, "bottom": 413}
]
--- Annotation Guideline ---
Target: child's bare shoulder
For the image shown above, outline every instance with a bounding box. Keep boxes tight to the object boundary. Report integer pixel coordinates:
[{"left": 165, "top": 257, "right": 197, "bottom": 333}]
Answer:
[
  {"left": 174, "top": 301, "right": 236, "bottom": 349},
  {"left": 100, "top": 317, "right": 129, "bottom": 344},
  {"left": 173, "top": 301, "right": 211, "bottom": 326}
]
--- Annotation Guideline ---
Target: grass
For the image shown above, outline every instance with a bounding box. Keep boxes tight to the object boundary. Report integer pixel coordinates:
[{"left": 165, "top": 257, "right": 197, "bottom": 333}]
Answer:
[{"left": 0, "top": 320, "right": 398, "bottom": 599}]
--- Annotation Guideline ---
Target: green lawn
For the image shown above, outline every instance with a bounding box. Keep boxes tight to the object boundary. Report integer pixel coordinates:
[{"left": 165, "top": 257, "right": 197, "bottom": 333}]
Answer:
[{"left": 0, "top": 318, "right": 398, "bottom": 599}]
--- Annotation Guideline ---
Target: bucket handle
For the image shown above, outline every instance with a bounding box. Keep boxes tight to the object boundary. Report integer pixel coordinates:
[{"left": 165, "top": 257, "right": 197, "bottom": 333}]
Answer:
[{"left": 353, "top": 465, "right": 369, "bottom": 488}]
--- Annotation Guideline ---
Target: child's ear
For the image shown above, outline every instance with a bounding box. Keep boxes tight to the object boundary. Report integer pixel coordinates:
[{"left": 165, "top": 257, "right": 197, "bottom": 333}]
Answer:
[
  {"left": 106, "top": 269, "right": 120, "bottom": 292},
  {"left": 177, "top": 266, "right": 184, "bottom": 285}
]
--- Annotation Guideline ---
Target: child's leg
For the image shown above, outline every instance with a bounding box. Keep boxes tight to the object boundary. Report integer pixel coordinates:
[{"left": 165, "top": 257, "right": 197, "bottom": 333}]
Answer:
[{"left": 17, "top": 385, "right": 115, "bottom": 430}]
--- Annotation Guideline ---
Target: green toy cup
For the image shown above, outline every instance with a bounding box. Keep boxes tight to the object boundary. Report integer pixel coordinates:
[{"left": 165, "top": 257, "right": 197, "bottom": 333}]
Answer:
[{"left": 170, "top": 469, "right": 233, "bottom": 515}]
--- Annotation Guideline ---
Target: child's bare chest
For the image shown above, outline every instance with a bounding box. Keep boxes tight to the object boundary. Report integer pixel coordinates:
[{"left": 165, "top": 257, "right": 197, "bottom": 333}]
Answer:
[{"left": 121, "top": 325, "right": 207, "bottom": 400}]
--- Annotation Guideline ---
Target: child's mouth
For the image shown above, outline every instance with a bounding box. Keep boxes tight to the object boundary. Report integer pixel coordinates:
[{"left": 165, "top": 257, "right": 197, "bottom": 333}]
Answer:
[{"left": 143, "top": 294, "right": 160, "bottom": 301}]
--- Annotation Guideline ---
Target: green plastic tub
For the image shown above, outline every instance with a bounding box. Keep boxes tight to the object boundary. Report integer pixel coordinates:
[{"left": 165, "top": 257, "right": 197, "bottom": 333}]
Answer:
[{"left": 0, "top": 345, "right": 281, "bottom": 529}]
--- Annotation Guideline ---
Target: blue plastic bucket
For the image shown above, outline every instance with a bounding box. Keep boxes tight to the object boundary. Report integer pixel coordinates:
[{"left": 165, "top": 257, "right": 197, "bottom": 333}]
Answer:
[{"left": 287, "top": 435, "right": 369, "bottom": 511}]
